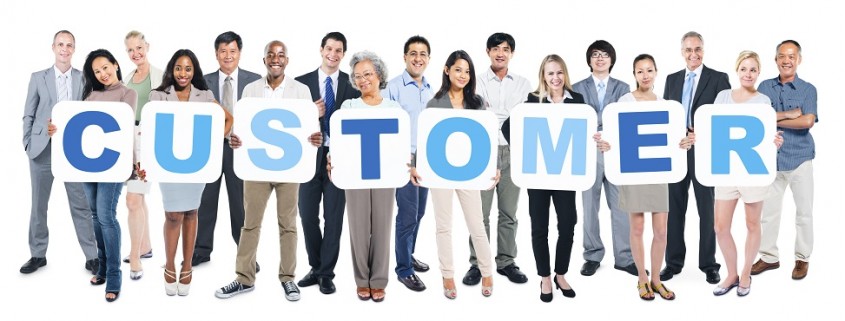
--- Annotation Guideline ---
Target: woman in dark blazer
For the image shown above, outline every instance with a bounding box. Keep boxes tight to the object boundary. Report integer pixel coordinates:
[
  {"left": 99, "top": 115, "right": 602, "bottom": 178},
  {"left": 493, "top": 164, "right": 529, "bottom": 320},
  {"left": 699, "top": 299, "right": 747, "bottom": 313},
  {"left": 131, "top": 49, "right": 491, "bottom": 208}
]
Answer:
[{"left": 502, "top": 54, "right": 583, "bottom": 302}]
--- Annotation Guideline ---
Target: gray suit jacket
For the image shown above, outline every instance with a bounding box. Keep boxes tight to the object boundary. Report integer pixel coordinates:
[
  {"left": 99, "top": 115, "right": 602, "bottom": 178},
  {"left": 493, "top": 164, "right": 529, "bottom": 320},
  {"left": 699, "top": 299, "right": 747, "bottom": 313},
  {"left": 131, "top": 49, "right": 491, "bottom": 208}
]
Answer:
[
  {"left": 572, "top": 76, "right": 630, "bottom": 131},
  {"left": 23, "top": 66, "right": 84, "bottom": 159},
  {"left": 203, "top": 68, "right": 262, "bottom": 102}
]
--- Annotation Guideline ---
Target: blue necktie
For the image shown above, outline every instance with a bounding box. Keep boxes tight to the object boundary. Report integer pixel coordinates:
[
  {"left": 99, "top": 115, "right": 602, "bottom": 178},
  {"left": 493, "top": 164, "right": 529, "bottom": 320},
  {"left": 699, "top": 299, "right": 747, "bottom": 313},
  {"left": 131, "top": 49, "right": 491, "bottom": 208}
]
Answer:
[
  {"left": 597, "top": 80, "right": 606, "bottom": 110},
  {"left": 682, "top": 72, "right": 696, "bottom": 128},
  {"left": 324, "top": 76, "right": 335, "bottom": 138}
]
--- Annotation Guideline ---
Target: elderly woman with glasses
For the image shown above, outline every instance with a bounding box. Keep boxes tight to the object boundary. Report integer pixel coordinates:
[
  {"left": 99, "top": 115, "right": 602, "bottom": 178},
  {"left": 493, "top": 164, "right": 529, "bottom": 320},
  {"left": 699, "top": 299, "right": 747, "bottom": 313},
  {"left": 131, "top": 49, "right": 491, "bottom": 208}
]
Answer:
[{"left": 328, "top": 51, "right": 400, "bottom": 303}]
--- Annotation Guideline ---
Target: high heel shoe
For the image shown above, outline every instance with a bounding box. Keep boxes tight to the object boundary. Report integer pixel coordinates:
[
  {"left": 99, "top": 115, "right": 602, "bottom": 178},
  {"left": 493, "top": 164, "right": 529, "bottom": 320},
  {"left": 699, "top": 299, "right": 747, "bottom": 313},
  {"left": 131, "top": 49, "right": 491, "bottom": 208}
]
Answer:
[
  {"left": 164, "top": 268, "right": 178, "bottom": 296},
  {"left": 178, "top": 269, "right": 193, "bottom": 296},
  {"left": 442, "top": 278, "right": 457, "bottom": 300},
  {"left": 130, "top": 269, "right": 144, "bottom": 280},
  {"left": 554, "top": 275, "right": 576, "bottom": 298},
  {"left": 481, "top": 276, "right": 493, "bottom": 297},
  {"left": 540, "top": 280, "right": 553, "bottom": 302}
]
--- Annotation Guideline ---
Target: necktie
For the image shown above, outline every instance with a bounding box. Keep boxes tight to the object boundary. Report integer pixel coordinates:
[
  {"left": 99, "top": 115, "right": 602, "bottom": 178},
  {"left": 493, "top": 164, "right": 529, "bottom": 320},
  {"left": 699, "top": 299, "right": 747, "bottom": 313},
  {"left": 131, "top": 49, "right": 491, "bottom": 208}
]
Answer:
[
  {"left": 57, "top": 74, "right": 69, "bottom": 102},
  {"left": 222, "top": 76, "right": 234, "bottom": 114},
  {"left": 597, "top": 80, "right": 606, "bottom": 110},
  {"left": 682, "top": 72, "right": 696, "bottom": 128},
  {"left": 324, "top": 76, "right": 335, "bottom": 137}
]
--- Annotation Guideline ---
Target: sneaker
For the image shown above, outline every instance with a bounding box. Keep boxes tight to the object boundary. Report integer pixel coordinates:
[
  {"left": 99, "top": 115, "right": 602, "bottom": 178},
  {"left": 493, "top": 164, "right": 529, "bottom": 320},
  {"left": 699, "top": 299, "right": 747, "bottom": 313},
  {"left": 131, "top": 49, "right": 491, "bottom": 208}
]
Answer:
[
  {"left": 282, "top": 281, "right": 301, "bottom": 301},
  {"left": 215, "top": 280, "right": 254, "bottom": 299}
]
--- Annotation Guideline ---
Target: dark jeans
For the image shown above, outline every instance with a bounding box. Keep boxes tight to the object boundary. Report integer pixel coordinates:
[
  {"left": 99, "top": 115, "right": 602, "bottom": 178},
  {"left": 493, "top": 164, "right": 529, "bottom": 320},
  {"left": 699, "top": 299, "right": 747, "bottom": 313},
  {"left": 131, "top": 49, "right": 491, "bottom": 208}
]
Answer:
[
  {"left": 83, "top": 182, "right": 123, "bottom": 292},
  {"left": 394, "top": 181, "right": 429, "bottom": 277}
]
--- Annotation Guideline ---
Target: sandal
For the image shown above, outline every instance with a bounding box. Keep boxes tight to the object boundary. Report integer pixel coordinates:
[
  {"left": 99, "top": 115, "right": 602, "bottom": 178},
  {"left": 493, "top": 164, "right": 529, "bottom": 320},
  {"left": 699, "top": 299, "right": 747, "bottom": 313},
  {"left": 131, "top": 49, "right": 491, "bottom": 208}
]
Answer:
[
  {"left": 357, "top": 287, "right": 371, "bottom": 301},
  {"left": 651, "top": 281, "right": 675, "bottom": 300},
  {"left": 90, "top": 276, "right": 105, "bottom": 286},
  {"left": 105, "top": 291, "right": 120, "bottom": 302},
  {"left": 164, "top": 268, "right": 178, "bottom": 296},
  {"left": 443, "top": 278, "right": 457, "bottom": 300},
  {"left": 481, "top": 276, "right": 493, "bottom": 297},
  {"left": 637, "top": 282, "right": 654, "bottom": 301},
  {"left": 178, "top": 268, "right": 193, "bottom": 296},
  {"left": 371, "top": 288, "right": 385, "bottom": 302}
]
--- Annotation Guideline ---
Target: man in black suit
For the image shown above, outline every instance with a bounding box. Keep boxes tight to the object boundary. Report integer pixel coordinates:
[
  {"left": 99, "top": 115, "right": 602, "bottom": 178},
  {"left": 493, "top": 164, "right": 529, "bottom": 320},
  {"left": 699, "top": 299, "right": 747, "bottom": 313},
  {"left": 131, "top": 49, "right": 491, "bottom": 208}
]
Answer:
[
  {"left": 195, "top": 31, "right": 262, "bottom": 267},
  {"left": 295, "top": 32, "right": 361, "bottom": 294},
  {"left": 661, "top": 31, "right": 730, "bottom": 284}
]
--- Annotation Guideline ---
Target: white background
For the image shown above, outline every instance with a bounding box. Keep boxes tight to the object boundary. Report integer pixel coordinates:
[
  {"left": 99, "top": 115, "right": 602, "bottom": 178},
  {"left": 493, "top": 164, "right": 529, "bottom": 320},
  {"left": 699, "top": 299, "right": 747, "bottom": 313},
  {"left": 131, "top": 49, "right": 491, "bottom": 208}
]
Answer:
[{"left": 2, "top": 0, "right": 840, "bottom": 319}]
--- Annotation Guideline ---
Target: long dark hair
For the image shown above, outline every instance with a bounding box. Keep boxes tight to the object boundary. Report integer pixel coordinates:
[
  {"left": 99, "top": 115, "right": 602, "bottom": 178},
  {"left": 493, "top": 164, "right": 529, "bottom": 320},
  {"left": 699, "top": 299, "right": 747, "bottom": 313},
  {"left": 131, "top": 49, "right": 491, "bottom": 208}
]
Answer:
[
  {"left": 632, "top": 54, "right": 657, "bottom": 89},
  {"left": 155, "top": 49, "right": 208, "bottom": 92},
  {"left": 435, "top": 50, "right": 484, "bottom": 110},
  {"left": 82, "top": 49, "right": 122, "bottom": 99}
]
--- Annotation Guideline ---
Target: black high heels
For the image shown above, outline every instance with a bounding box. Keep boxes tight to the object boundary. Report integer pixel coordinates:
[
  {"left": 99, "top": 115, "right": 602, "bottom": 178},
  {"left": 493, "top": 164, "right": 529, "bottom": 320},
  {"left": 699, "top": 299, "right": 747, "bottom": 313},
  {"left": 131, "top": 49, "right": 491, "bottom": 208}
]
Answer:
[{"left": 554, "top": 275, "right": 576, "bottom": 298}]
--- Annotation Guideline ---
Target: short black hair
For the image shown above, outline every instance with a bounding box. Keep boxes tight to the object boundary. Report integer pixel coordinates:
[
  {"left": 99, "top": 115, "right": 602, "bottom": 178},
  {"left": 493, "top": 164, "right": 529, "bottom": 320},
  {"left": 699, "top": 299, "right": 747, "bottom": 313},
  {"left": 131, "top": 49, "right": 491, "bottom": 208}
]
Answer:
[
  {"left": 777, "top": 39, "right": 802, "bottom": 54},
  {"left": 486, "top": 32, "right": 515, "bottom": 51},
  {"left": 403, "top": 35, "right": 430, "bottom": 55},
  {"left": 321, "top": 32, "right": 348, "bottom": 53},
  {"left": 214, "top": 31, "right": 243, "bottom": 51},
  {"left": 586, "top": 40, "right": 617, "bottom": 72}
]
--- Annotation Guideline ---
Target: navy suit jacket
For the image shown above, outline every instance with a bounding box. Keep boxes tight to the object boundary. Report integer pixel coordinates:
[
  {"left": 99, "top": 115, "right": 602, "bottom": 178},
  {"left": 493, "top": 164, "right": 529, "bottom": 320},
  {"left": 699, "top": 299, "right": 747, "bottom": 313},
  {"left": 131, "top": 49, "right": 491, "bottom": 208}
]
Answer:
[{"left": 663, "top": 65, "right": 730, "bottom": 128}]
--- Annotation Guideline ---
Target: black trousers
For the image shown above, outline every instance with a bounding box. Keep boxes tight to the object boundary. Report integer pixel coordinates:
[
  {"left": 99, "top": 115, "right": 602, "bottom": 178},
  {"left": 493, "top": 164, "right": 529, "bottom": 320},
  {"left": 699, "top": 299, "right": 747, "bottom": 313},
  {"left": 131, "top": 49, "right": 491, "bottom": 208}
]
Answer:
[
  {"left": 298, "top": 147, "right": 346, "bottom": 278},
  {"left": 665, "top": 146, "right": 720, "bottom": 272},
  {"left": 195, "top": 139, "right": 244, "bottom": 257},
  {"left": 528, "top": 189, "right": 577, "bottom": 276}
]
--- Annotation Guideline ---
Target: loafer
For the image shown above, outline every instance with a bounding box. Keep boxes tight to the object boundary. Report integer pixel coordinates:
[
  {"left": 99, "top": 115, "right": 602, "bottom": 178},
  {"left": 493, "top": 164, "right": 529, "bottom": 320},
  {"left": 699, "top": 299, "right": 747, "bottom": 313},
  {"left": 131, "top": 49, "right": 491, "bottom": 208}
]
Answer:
[
  {"left": 85, "top": 258, "right": 99, "bottom": 275},
  {"left": 580, "top": 261, "right": 600, "bottom": 276},
  {"left": 318, "top": 277, "right": 336, "bottom": 294},
  {"left": 297, "top": 270, "right": 318, "bottom": 287},
  {"left": 462, "top": 265, "right": 481, "bottom": 285},
  {"left": 750, "top": 259, "right": 779, "bottom": 275},
  {"left": 659, "top": 267, "right": 679, "bottom": 281},
  {"left": 398, "top": 274, "right": 426, "bottom": 292},
  {"left": 497, "top": 263, "right": 528, "bottom": 284},
  {"left": 792, "top": 261, "right": 809, "bottom": 280},
  {"left": 411, "top": 256, "right": 430, "bottom": 273},
  {"left": 191, "top": 254, "right": 210, "bottom": 267},
  {"left": 712, "top": 278, "right": 739, "bottom": 296},
  {"left": 705, "top": 269, "right": 721, "bottom": 284},
  {"left": 20, "top": 257, "right": 47, "bottom": 274}
]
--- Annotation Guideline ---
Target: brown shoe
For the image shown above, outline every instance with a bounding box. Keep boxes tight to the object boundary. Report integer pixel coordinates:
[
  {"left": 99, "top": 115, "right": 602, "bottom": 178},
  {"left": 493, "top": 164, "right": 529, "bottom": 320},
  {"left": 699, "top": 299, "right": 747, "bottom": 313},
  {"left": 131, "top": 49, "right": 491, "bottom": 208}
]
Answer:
[
  {"left": 751, "top": 259, "right": 779, "bottom": 275},
  {"left": 792, "top": 261, "right": 809, "bottom": 280}
]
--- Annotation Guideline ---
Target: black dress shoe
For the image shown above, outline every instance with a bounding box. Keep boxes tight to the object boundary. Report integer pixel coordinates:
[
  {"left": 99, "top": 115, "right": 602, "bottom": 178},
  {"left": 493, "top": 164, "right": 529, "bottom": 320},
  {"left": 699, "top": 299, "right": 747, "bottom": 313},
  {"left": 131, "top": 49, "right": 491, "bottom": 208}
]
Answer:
[
  {"left": 659, "top": 267, "right": 679, "bottom": 281},
  {"left": 411, "top": 256, "right": 430, "bottom": 273},
  {"left": 297, "top": 270, "right": 318, "bottom": 287},
  {"left": 398, "top": 274, "right": 426, "bottom": 292},
  {"left": 497, "top": 263, "right": 528, "bottom": 284},
  {"left": 462, "top": 265, "right": 481, "bottom": 285},
  {"left": 614, "top": 263, "right": 649, "bottom": 277},
  {"left": 705, "top": 269, "right": 721, "bottom": 284},
  {"left": 20, "top": 257, "right": 47, "bottom": 274},
  {"left": 580, "top": 261, "right": 600, "bottom": 276},
  {"left": 539, "top": 281, "right": 553, "bottom": 303},
  {"left": 317, "top": 277, "right": 336, "bottom": 294},
  {"left": 256, "top": 262, "right": 261, "bottom": 273},
  {"left": 191, "top": 254, "right": 210, "bottom": 266},
  {"left": 85, "top": 258, "right": 99, "bottom": 275}
]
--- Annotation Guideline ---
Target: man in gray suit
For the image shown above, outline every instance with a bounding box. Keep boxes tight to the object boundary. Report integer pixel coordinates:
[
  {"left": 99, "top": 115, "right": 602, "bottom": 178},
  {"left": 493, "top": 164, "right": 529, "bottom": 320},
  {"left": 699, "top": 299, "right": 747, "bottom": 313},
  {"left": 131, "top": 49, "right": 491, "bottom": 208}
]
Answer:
[
  {"left": 572, "top": 40, "right": 636, "bottom": 277},
  {"left": 195, "top": 31, "right": 262, "bottom": 267},
  {"left": 21, "top": 30, "right": 98, "bottom": 274}
]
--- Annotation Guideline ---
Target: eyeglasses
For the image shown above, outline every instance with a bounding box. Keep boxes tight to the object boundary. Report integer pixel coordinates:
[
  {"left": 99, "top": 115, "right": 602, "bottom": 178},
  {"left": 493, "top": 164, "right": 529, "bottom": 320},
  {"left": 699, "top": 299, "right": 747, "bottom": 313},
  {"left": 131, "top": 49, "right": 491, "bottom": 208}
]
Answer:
[
  {"left": 353, "top": 71, "right": 377, "bottom": 81},
  {"left": 406, "top": 51, "right": 429, "bottom": 59},
  {"left": 591, "top": 51, "right": 610, "bottom": 59}
]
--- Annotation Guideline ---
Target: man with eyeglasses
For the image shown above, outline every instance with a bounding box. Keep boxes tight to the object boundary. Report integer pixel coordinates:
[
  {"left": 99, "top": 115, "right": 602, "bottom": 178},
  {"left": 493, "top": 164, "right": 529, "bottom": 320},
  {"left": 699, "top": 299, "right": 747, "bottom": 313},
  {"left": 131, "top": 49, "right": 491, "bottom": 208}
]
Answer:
[
  {"left": 463, "top": 32, "right": 532, "bottom": 286},
  {"left": 572, "top": 40, "right": 636, "bottom": 277},
  {"left": 661, "top": 31, "right": 730, "bottom": 285},
  {"left": 382, "top": 35, "right": 434, "bottom": 292}
]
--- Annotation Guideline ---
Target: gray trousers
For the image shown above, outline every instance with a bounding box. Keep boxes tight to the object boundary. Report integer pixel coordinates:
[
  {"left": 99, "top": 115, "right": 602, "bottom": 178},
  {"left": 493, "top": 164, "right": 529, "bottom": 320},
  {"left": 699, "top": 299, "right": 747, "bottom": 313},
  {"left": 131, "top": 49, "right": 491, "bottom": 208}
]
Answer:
[
  {"left": 346, "top": 188, "right": 394, "bottom": 289},
  {"left": 28, "top": 143, "right": 97, "bottom": 259},
  {"left": 581, "top": 151, "right": 633, "bottom": 266},
  {"left": 471, "top": 145, "right": 520, "bottom": 268}
]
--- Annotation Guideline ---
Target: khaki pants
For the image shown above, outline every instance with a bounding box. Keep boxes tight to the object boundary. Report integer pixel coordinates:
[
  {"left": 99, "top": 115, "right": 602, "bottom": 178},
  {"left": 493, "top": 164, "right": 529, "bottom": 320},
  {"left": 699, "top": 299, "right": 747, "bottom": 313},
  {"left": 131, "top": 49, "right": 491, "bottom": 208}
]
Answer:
[
  {"left": 432, "top": 188, "right": 493, "bottom": 279},
  {"left": 760, "top": 160, "right": 814, "bottom": 262},
  {"left": 235, "top": 181, "right": 299, "bottom": 285}
]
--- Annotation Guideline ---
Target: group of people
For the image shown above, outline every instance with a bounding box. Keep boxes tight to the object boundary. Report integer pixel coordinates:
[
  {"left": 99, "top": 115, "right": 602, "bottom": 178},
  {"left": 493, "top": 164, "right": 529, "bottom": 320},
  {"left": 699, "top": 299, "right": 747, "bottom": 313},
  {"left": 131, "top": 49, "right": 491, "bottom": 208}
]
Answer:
[{"left": 21, "top": 29, "right": 817, "bottom": 303}]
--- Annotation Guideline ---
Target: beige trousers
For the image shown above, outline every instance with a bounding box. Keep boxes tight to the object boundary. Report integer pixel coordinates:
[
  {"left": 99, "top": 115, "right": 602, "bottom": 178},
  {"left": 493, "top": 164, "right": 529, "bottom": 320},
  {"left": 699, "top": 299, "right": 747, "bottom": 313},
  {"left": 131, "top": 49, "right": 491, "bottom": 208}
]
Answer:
[{"left": 431, "top": 188, "right": 493, "bottom": 279}]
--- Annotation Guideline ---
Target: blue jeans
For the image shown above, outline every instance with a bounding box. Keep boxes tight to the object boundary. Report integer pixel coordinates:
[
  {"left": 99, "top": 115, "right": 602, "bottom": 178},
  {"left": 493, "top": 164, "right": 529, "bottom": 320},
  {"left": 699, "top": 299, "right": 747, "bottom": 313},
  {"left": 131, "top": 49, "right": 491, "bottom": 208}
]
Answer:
[
  {"left": 395, "top": 181, "right": 428, "bottom": 277},
  {"left": 83, "top": 182, "right": 123, "bottom": 292}
]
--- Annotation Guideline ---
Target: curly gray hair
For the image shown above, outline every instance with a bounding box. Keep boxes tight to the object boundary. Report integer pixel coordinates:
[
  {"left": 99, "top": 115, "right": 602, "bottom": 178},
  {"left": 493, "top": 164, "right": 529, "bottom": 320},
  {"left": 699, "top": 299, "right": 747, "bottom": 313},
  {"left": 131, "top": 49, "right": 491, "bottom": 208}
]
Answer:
[{"left": 348, "top": 50, "right": 388, "bottom": 90}]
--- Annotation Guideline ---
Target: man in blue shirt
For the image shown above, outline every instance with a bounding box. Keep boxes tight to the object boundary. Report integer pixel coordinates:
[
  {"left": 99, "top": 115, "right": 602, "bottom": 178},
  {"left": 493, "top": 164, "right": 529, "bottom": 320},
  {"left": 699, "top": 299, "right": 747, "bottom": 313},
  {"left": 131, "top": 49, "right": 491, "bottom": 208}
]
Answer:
[
  {"left": 751, "top": 40, "right": 818, "bottom": 280},
  {"left": 382, "top": 35, "right": 434, "bottom": 292}
]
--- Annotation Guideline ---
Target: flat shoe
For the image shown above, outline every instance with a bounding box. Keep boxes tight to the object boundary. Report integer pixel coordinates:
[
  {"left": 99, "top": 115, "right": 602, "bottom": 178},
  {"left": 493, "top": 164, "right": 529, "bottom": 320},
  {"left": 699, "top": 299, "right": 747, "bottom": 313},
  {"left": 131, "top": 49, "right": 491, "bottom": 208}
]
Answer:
[
  {"left": 123, "top": 250, "right": 153, "bottom": 263},
  {"left": 130, "top": 269, "right": 144, "bottom": 280}
]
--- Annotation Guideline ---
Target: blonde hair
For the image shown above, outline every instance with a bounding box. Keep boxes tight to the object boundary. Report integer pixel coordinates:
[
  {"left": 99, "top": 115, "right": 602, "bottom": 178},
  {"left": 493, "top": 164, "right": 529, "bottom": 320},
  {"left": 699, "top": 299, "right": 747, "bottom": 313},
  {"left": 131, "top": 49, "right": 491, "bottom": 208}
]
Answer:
[
  {"left": 124, "top": 30, "right": 147, "bottom": 44},
  {"left": 532, "top": 54, "right": 572, "bottom": 102},
  {"left": 734, "top": 50, "right": 760, "bottom": 72}
]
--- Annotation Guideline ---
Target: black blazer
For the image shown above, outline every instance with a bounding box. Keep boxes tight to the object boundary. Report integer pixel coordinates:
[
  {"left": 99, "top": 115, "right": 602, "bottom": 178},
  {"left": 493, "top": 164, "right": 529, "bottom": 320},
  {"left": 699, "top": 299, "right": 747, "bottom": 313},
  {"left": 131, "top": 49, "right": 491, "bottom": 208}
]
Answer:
[
  {"left": 663, "top": 65, "right": 730, "bottom": 128},
  {"left": 203, "top": 68, "right": 262, "bottom": 101},
  {"left": 501, "top": 91, "right": 586, "bottom": 144},
  {"left": 295, "top": 68, "right": 361, "bottom": 174}
]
